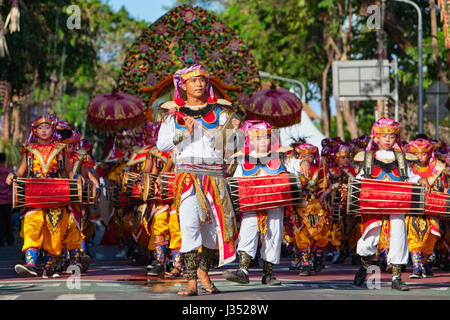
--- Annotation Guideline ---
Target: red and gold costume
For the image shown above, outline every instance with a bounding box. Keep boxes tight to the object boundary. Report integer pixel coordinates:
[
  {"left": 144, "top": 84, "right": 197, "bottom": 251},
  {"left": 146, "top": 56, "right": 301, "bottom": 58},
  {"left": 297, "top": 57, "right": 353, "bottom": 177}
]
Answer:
[
  {"left": 100, "top": 129, "right": 136, "bottom": 257},
  {"left": 327, "top": 143, "right": 360, "bottom": 264},
  {"left": 16, "top": 115, "right": 78, "bottom": 277},
  {"left": 404, "top": 138, "right": 446, "bottom": 277},
  {"left": 288, "top": 142, "right": 330, "bottom": 275}
]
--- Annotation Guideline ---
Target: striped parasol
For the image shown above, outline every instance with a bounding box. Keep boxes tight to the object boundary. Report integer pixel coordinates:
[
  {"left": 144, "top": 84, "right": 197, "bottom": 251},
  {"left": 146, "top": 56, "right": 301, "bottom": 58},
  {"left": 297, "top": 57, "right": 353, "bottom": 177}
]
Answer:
[
  {"left": 87, "top": 88, "right": 146, "bottom": 133},
  {"left": 246, "top": 83, "right": 303, "bottom": 128}
]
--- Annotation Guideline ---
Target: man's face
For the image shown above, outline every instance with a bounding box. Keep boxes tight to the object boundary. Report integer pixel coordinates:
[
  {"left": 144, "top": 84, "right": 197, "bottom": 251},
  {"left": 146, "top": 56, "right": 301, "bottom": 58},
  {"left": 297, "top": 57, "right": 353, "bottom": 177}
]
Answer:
[
  {"left": 249, "top": 135, "right": 270, "bottom": 154},
  {"left": 378, "top": 133, "right": 397, "bottom": 151},
  {"left": 36, "top": 123, "right": 53, "bottom": 141},
  {"left": 416, "top": 152, "right": 429, "bottom": 165},
  {"left": 182, "top": 76, "right": 207, "bottom": 100}
]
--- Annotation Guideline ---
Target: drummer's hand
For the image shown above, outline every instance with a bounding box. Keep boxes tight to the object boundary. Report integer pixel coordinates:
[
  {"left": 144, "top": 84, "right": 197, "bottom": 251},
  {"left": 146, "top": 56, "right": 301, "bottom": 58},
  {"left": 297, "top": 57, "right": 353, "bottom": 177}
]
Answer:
[
  {"left": 183, "top": 116, "right": 196, "bottom": 135},
  {"left": 137, "top": 181, "right": 144, "bottom": 194},
  {"left": 419, "top": 178, "right": 431, "bottom": 193},
  {"left": 5, "top": 173, "right": 14, "bottom": 186},
  {"left": 156, "top": 176, "right": 162, "bottom": 190},
  {"left": 232, "top": 118, "right": 241, "bottom": 133},
  {"left": 79, "top": 175, "right": 85, "bottom": 186},
  {"left": 341, "top": 184, "right": 348, "bottom": 202},
  {"left": 300, "top": 161, "right": 310, "bottom": 179}
]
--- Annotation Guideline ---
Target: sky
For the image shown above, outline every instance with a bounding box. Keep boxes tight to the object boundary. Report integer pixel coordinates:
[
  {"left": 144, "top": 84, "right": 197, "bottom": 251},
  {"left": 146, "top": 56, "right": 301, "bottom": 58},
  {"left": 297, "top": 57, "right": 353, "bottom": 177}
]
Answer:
[{"left": 103, "top": 0, "right": 173, "bottom": 23}]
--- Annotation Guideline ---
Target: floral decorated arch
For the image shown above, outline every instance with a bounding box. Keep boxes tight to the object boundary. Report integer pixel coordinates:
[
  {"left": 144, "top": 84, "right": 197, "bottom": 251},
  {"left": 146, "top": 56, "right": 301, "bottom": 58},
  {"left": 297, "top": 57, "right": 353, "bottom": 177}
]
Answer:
[{"left": 117, "top": 5, "right": 261, "bottom": 119}]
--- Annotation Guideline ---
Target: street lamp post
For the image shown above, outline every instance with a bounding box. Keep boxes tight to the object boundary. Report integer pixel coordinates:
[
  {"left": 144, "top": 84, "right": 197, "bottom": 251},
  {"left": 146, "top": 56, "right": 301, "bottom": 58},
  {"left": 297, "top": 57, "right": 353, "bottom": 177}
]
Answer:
[
  {"left": 258, "top": 71, "right": 306, "bottom": 102},
  {"left": 393, "top": 0, "right": 423, "bottom": 133}
]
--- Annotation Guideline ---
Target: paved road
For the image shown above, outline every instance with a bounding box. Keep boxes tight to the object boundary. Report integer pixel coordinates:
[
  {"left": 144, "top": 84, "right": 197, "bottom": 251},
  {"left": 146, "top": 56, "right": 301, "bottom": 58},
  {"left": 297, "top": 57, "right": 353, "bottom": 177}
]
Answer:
[{"left": 0, "top": 239, "right": 449, "bottom": 302}]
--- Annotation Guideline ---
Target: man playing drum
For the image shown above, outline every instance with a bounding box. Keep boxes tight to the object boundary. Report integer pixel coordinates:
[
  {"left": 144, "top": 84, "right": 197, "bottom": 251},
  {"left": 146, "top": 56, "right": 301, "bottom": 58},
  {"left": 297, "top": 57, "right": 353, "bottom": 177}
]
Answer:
[{"left": 157, "top": 64, "right": 239, "bottom": 296}]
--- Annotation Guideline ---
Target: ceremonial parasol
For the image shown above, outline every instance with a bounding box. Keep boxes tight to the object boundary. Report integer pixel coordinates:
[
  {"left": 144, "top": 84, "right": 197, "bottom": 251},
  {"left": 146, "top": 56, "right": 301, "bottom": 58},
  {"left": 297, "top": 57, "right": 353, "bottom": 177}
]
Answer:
[
  {"left": 246, "top": 83, "right": 303, "bottom": 128},
  {"left": 87, "top": 88, "right": 146, "bottom": 134}
]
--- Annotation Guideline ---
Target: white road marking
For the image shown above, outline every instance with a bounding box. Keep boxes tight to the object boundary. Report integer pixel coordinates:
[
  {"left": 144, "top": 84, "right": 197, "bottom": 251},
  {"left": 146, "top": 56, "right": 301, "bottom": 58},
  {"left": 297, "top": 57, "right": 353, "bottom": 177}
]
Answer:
[
  {"left": 55, "top": 294, "right": 96, "bottom": 300},
  {"left": 0, "top": 295, "right": 19, "bottom": 300}
]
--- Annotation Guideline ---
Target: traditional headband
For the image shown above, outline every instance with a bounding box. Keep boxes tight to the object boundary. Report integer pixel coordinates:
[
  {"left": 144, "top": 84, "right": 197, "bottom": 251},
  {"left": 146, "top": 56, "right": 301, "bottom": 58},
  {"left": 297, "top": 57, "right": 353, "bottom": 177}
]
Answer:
[
  {"left": 295, "top": 143, "right": 318, "bottom": 154},
  {"left": 32, "top": 115, "right": 57, "bottom": 129},
  {"left": 173, "top": 64, "right": 216, "bottom": 106},
  {"left": 406, "top": 138, "right": 433, "bottom": 153}
]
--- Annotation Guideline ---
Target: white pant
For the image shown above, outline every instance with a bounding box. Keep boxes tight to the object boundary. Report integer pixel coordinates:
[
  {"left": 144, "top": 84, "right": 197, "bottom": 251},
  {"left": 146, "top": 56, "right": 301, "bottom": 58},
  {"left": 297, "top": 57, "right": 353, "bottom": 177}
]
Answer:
[
  {"left": 356, "top": 214, "right": 409, "bottom": 265},
  {"left": 179, "top": 188, "right": 218, "bottom": 253},
  {"left": 236, "top": 208, "right": 284, "bottom": 265}
]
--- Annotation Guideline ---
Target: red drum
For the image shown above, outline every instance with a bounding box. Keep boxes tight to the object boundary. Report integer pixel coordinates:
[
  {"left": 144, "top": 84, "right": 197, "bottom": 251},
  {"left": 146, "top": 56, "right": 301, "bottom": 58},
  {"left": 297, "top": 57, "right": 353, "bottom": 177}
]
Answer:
[
  {"left": 227, "top": 173, "right": 304, "bottom": 213},
  {"left": 13, "top": 177, "right": 82, "bottom": 209},
  {"left": 425, "top": 191, "right": 450, "bottom": 216},
  {"left": 122, "top": 172, "right": 142, "bottom": 200},
  {"left": 346, "top": 178, "right": 426, "bottom": 215},
  {"left": 142, "top": 172, "right": 175, "bottom": 203}
]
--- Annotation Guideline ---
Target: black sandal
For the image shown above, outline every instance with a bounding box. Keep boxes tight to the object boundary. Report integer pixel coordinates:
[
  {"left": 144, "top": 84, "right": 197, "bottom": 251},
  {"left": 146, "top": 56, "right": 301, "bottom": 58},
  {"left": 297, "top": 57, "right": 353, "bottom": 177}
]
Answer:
[
  {"left": 200, "top": 283, "right": 221, "bottom": 295},
  {"left": 166, "top": 267, "right": 182, "bottom": 277}
]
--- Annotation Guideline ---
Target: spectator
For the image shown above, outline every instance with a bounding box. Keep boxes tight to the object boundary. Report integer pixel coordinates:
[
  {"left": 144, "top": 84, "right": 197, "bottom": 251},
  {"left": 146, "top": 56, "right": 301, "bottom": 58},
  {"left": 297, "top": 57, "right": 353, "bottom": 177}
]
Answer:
[{"left": 0, "top": 152, "right": 14, "bottom": 246}]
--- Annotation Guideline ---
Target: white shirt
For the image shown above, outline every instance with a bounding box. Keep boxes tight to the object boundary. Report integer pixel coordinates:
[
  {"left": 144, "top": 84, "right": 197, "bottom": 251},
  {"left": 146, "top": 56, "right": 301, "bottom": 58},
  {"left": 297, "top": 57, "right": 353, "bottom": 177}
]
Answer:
[
  {"left": 233, "top": 152, "right": 304, "bottom": 178},
  {"left": 157, "top": 107, "right": 230, "bottom": 165},
  {"left": 355, "top": 150, "right": 421, "bottom": 183}
]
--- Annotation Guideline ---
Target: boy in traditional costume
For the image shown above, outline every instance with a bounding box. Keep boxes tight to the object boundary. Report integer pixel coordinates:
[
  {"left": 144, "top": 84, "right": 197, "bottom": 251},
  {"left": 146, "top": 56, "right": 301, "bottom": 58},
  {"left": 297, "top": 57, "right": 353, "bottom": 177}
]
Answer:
[
  {"left": 404, "top": 138, "right": 446, "bottom": 278},
  {"left": 101, "top": 129, "right": 136, "bottom": 258},
  {"left": 222, "top": 121, "right": 309, "bottom": 284},
  {"left": 157, "top": 64, "right": 239, "bottom": 296},
  {"left": 289, "top": 142, "right": 330, "bottom": 276},
  {"left": 347, "top": 117, "right": 429, "bottom": 291},
  {"left": 6, "top": 115, "right": 82, "bottom": 278},
  {"left": 328, "top": 143, "right": 359, "bottom": 264}
]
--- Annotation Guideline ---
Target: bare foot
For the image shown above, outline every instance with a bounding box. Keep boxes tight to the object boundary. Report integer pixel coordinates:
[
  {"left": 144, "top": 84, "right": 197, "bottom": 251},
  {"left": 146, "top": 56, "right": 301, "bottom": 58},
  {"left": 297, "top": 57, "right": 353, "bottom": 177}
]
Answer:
[
  {"left": 197, "top": 268, "right": 220, "bottom": 294},
  {"left": 177, "top": 279, "right": 198, "bottom": 296}
]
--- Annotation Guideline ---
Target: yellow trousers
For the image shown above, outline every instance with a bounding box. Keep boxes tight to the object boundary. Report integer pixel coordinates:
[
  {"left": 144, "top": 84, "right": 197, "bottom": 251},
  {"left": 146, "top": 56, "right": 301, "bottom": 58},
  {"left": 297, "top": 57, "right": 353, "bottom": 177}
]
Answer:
[
  {"left": 406, "top": 215, "right": 440, "bottom": 254},
  {"left": 22, "top": 207, "right": 79, "bottom": 256},
  {"left": 294, "top": 226, "right": 329, "bottom": 250},
  {"left": 330, "top": 222, "right": 344, "bottom": 247},
  {"left": 168, "top": 207, "right": 181, "bottom": 250},
  {"left": 147, "top": 204, "right": 170, "bottom": 250}
]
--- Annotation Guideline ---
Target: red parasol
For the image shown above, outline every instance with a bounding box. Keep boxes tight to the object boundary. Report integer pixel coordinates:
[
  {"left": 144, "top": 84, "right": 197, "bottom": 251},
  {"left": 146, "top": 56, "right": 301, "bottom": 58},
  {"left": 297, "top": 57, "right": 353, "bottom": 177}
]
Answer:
[
  {"left": 246, "top": 84, "right": 303, "bottom": 128},
  {"left": 87, "top": 88, "right": 146, "bottom": 134}
]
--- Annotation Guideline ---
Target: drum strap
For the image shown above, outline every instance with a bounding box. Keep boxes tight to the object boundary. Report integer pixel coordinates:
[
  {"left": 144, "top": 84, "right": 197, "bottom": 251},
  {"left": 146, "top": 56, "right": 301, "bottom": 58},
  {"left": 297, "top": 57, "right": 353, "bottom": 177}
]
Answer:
[
  {"left": 58, "top": 150, "right": 66, "bottom": 178},
  {"left": 394, "top": 151, "right": 408, "bottom": 181},
  {"left": 363, "top": 151, "right": 374, "bottom": 179},
  {"left": 26, "top": 150, "right": 32, "bottom": 177}
]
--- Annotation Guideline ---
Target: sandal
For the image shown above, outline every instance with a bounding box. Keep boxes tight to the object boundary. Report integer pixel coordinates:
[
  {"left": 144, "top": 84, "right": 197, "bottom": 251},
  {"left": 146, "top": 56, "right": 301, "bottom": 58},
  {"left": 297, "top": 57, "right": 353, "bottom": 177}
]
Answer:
[
  {"left": 200, "top": 283, "right": 221, "bottom": 295},
  {"left": 177, "top": 288, "right": 198, "bottom": 296},
  {"left": 165, "top": 267, "right": 182, "bottom": 277}
]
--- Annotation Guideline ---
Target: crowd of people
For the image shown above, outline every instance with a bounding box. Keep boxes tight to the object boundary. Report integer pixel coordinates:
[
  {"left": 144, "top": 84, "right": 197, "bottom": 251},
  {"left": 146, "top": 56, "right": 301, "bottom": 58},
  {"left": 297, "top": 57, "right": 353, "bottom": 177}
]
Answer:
[{"left": 2, "top": 64, "right": 449, "bottom": 295}]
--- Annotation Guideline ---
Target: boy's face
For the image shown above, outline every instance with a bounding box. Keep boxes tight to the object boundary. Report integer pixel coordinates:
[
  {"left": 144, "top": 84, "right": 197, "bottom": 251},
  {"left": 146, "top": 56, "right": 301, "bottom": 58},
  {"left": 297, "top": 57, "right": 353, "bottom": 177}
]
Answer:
[
  {"left": 337, "top": 155, "right": 351, "bottom": 166},
  {"left": 249, "top": 135, "right": 270, "bottom": 154},
  {"left": 67, "top": 143, "right": 74, "bottom": 153},
  {"left": 301, "top": 153, "right": 315, "bottom": 165},
  {"left": 36, "top": 123, "right": 53, "bottom": 141},
  {"left": 378, "top": 133, "right": 397, "bottom": 151},
  {"left": 120, "top": 136, "right": 133, "bottom": 149},
  {"left": 182, "top": 76, "right": 207, "bottom": 100},
  {"left": 416, "top": 152, "right": 429, "bottom": 165}
]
